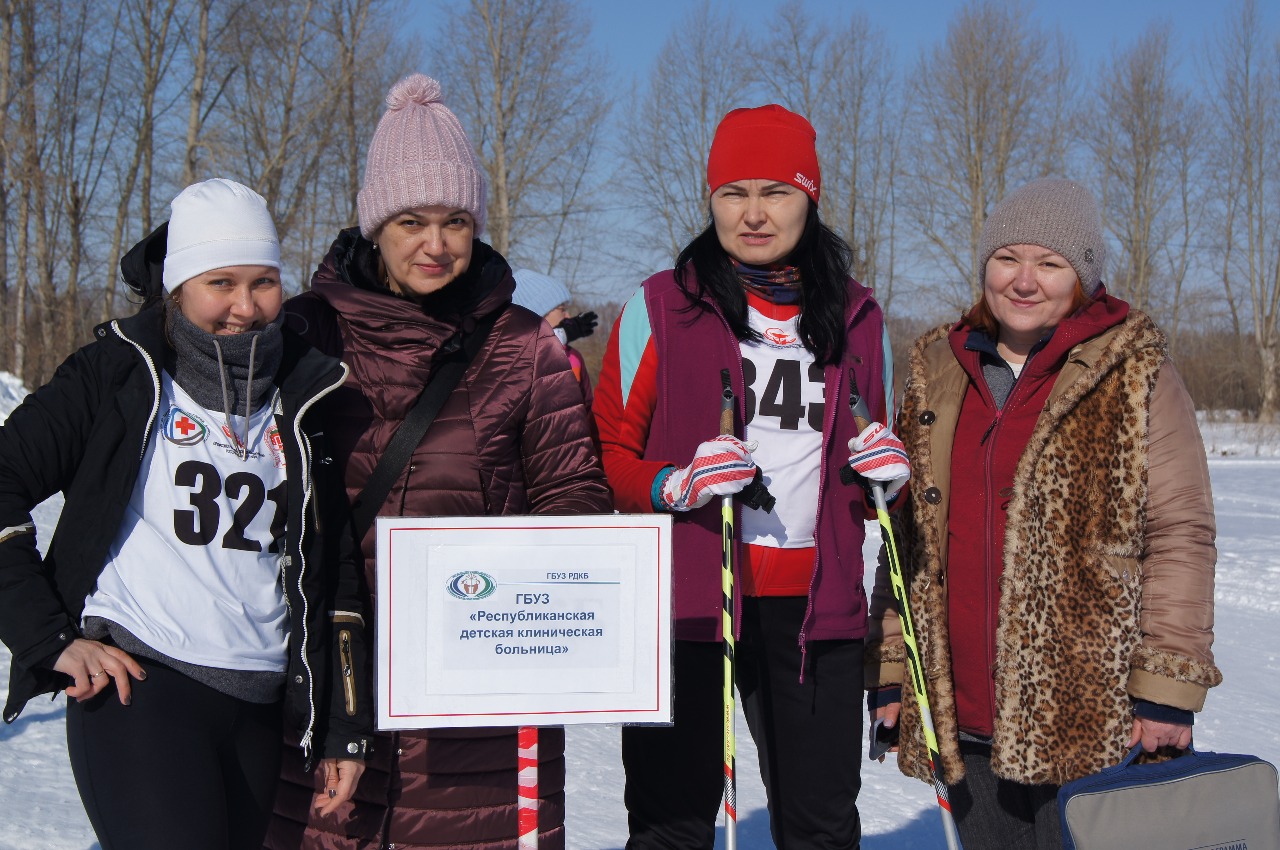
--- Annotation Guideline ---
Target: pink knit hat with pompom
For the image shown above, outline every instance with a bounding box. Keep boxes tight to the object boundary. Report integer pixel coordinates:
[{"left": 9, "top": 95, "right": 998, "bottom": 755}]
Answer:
[{"left": 357, "top": 74, "right": 487, "bottom": 238}]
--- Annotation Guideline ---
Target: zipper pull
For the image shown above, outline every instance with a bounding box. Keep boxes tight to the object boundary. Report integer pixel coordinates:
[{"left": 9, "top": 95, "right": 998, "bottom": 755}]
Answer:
[
  {"left": 339, "top": 630, "right": 357, "bottom": 717},
  {"left": 980, "top": 417, "right": 998, "bottom": 445}
]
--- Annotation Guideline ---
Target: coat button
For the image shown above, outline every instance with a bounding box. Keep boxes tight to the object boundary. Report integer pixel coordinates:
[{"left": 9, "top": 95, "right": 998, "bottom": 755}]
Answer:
[
  {"left": 923, "top": 487, "right": 942, "bottom": 504},
  {"left": 919, "top": 410, "right": 936, "bottom": 425},
  {"left": 58, "top": 632, "right": 68, "bottom": 641},
  {"left": 294, "top": 675, "right": 304, "bottom": 684}
]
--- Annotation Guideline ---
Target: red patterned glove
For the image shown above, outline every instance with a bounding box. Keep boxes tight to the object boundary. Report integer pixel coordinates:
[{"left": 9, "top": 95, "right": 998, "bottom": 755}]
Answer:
[
  {"left": 847, "top": 422, "right": 910, "bottom": 497},
  {"left": 659, "top": 435, "right": 759, "bottom": 512}
]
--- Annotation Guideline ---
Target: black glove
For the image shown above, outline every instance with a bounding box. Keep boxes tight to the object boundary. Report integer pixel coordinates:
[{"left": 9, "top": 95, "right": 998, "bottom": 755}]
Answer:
[{"left": 558, "top": 311, "right": 598, "bottom": 342}]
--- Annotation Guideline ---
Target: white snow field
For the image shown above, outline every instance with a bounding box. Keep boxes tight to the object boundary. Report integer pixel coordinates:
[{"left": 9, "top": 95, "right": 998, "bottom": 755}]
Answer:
[{"left": 0, "top": 371, "right": 1275, "bottom": 849}]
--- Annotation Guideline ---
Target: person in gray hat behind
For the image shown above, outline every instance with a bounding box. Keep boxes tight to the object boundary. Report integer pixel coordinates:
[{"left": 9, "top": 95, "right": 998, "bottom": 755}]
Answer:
[
  {"left": 511, "top": 268, "right": 597, "bottom": 417},
  {"left": 865, "top": 177, "right": 1220, "bottom": 849}
]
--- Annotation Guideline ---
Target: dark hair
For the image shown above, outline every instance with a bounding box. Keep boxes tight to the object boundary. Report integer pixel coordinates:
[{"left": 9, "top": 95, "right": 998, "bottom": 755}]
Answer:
[{"left": 673, "top": 202, "right": 853, "bottom": 366}]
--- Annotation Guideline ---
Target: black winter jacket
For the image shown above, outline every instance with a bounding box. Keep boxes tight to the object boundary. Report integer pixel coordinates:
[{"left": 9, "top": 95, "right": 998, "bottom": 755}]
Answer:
[{"left": 0, "top": 235, "right": 372, "bottom": 767}]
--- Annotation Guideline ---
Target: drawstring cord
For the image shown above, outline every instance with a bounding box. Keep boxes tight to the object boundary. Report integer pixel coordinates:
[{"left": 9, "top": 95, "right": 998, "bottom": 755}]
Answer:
[{"left": 215, "top": 334, "right": 259, "bottom": 462}]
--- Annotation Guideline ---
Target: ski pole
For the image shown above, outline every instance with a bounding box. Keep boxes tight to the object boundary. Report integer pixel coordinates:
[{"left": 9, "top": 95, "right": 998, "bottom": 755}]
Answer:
[
  {"left": 517, "top": 726, "right": 538, "bottom": 849},
  {"left": 719, "top": 368, "right": 738, "bottom": 850},
  {"left": 844, "top": 370, "right": 962, "bottom": 850}
]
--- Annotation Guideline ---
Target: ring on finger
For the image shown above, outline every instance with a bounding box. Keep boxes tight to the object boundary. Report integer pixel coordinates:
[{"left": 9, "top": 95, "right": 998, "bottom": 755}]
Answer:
[{"left": 90, "top": 670, "right": 106, "bottom": 679}]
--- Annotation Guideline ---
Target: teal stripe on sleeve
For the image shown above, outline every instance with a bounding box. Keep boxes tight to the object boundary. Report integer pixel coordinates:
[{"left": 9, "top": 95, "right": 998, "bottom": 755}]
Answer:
[
  {"left": 617, "top": 288, "right": 652, "bottom": 408},
  {"left": 880, "top": 321, "right": 896, "bottom": 421}
]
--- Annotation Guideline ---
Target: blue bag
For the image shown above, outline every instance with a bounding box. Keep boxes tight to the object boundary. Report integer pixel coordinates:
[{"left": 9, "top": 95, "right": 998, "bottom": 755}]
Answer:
[{"left": 1058, "top": 745, "right": 1280, "bottom": 850}]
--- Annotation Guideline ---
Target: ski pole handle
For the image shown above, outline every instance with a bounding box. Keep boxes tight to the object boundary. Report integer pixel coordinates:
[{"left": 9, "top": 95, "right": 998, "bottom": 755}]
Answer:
[
  {"left": 840, "top": 371, "right": 878, "bottom": 490},
  {"left": 720, "top": 369, "right": 734, "bottom": 436},
  {"left": 720, "top": 369, "right": 776, "bottom": 513},
  {"left": 847, "top": 371, "right": 875, "bottom": 433}
]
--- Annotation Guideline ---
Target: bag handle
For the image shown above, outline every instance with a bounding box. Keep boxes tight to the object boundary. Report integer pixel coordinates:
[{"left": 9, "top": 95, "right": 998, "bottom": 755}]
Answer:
[
  {"left": 349, "top": 306, "right": 504, "bottom": 543},
  {"left": 1115, "top": 743, "right": 1199, "bottom": 771}
]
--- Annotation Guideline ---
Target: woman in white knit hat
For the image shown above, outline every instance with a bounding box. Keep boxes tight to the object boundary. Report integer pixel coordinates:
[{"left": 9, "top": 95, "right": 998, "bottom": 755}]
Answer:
[
  {"left": 0, "top": 178, "right": 372, "bottom": 849},
  {"left": 263, "top": 74, "right": 609, "bottom": 850},
  {"left": 866, "top": 178, "right": 1219, "bottom": 848}
]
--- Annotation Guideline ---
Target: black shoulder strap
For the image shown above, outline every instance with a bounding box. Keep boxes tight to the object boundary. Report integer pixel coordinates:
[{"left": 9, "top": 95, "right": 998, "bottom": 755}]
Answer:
[{"left": 349, "top": 306, "right": 504, "bottom": 542}]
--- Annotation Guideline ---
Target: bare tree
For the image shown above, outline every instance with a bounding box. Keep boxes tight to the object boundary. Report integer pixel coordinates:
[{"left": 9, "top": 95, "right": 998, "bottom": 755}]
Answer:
[
  {"left": 210, "top": 0, "right": 406, "bottom": 289},
  {"left": 1161, "top": 97, "right": 1206, "bottom": 344},
  {"left": 1083, "top": 24, "right": 1202, "bottom": 322},
  {"left": 179, "top": 0, "right": 246, "bottom": 185},
  {"left": 1205, "top": 0, "right": 1280, "bottom": 420},
  {"left": 0, "top": 0, "right": 17, "bottom": 372},
  {"left": 0, "top": 0, "right": 418, "bottom": 384},
  {"left": 755, "top": 6, "right": 902, "bottom": 309},
  {"left": 432, "top": 0, "right": 611, "bottom": 275},
  {"left": 101, "top": 0, "right": 180, "bottom": 321},
  {"left": 620, "top": 0, "right": 753, "bottom": 266},
  {"left": 905, "top": 0, "right": 1073, "bottom": 307},
  {"left": 11, "top": 0, "right": 46, "bottom": 381},
  {"left": 48, "top": 0, "right": 125, "bottom": 352}
]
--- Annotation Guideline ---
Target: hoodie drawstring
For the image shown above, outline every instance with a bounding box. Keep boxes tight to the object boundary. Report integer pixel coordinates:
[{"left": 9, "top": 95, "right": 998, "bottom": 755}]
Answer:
[{"left": 215, "top": 334, "right": 260, "bottom": 462}]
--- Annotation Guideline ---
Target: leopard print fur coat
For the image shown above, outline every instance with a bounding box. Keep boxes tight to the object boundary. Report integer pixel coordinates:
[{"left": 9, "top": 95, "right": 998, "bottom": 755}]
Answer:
[{"left": 867, "top": 311, "right": 1221, "bottom": 786}]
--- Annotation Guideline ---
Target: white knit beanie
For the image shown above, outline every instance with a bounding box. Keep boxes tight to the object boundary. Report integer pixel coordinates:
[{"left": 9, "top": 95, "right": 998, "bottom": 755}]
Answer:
[
  {"left": 162, "top": 178, "right": 280, "bottom": 293},
  {"left": 511, "top": 269, "right": 571, "bottom": 318},
  {"left": 357, "top": 74, "right": 487, "bottom": 239}
]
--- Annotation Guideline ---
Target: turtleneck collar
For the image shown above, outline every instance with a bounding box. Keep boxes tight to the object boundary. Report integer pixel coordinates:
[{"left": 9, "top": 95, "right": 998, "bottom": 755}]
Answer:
[
  {"left": 733, "top": 259, "right": 802, "bottom": 304},
  {"left": 167, "top": 305, "right": 284, "bottom": 458}
]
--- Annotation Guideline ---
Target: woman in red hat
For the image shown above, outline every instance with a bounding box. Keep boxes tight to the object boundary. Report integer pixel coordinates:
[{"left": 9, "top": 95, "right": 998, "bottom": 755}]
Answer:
[{"left": 594, "top": 104, "right": 906, "bottom": 850}]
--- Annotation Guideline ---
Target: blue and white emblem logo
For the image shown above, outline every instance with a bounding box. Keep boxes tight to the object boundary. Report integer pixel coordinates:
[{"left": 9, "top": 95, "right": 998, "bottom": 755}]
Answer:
[{"left": 446, "top": 571, "right": 497, "bottom": 600}]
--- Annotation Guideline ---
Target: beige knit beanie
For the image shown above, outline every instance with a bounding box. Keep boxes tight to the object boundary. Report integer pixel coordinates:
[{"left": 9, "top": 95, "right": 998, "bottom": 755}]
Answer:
[
  {"left": 977, "top": 178, "right": 1106, "bottom": 296},
  {"left": 357, "top": 74, "right": 487, "bottom": 239}
]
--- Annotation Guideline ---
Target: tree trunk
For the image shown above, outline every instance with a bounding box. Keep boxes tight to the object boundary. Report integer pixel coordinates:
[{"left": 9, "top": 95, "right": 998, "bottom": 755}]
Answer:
[
  {"left": 1259, "top": 342, "right": 1279, "bottom": 423},
  {"left": 181, "top": 0, "right": 211, "bottom": 185}
]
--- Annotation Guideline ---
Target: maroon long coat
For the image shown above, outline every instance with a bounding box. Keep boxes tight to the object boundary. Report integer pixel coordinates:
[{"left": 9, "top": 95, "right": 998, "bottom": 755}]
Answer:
[{"left": 264, "top": 230, "right": 611, "bottom": 850}]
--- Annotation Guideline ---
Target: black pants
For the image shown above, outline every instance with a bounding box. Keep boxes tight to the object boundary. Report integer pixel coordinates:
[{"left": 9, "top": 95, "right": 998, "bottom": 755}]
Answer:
[
  {"left": 949, "top": 738, "right": 1063, "bottom": 850},
  {"left": 66, "top": 659, "right": 284, "bottom": 850},
  {"left": 623, "top": 596, "right": 864, "bottom": 850}
]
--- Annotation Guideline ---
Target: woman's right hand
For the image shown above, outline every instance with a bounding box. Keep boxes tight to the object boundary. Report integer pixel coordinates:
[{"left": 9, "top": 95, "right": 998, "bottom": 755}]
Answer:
[
  {"left": 659, "top": 436, "right": 759, "bottom": 511},
  {"left": 869, "top": 701, "right": 902, "bottom": 761},
  {"left": 53, "top": 638, "right": 147, "bottom": 705}
]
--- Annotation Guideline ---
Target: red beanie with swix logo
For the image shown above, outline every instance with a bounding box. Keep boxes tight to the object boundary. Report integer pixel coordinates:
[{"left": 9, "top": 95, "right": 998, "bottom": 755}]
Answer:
[{"left": 706, "top": 104, "right": 821, "bottom": 203}]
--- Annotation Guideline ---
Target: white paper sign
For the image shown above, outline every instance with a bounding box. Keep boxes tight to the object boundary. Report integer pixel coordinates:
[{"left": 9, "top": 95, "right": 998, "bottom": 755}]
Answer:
[{"left": 375, "top": 514, "right": 672, "bottom": 729}]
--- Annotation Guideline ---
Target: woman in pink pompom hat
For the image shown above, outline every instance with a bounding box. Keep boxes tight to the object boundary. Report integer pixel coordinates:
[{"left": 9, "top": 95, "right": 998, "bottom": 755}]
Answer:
[{"left": 262, "top": 74, "right": 610, "bottom": 850}]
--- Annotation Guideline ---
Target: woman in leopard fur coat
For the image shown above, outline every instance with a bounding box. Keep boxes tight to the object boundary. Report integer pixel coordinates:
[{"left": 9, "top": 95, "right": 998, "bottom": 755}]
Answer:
[{"left": 865, "top": 178, "right": 1220, "bottom": 850}]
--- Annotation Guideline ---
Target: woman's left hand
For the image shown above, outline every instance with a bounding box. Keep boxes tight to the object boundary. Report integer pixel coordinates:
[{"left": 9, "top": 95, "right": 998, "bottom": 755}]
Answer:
[
  {"left": 312, "top": 757, "right": 365, "bottom": 816},
  {"left": 1128, "top": 717, "right": 1192, "bottom": 752}
]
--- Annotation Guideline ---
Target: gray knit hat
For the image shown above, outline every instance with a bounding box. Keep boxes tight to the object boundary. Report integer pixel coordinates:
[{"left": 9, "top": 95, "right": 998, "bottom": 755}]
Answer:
[
  {"left": 977, "top": 178, "right": 1105, "bottom": 297},
  {"left": 357, "top": 74, "right": 487, "bottom": 239}
]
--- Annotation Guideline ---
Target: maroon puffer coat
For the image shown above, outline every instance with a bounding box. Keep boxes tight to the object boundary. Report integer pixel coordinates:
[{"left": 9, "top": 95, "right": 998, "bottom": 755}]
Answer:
[{"left": 264, "top": 230, "right": 611, "bottom": 850}]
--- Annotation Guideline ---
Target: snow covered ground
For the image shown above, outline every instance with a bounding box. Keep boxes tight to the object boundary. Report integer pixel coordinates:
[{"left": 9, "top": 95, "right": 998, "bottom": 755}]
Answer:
[{"left": 0, "top": 383, "right": 1276, "bottom": 848}]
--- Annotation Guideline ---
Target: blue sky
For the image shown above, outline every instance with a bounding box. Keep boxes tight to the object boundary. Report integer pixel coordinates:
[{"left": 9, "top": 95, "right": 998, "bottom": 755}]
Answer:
[
  {"left": 586, "top": 0, "right": 1271, "bottom": 88},
  {"left": 410, "top": 1, "right": 1276, "bottom": 89}
]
